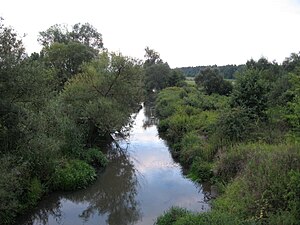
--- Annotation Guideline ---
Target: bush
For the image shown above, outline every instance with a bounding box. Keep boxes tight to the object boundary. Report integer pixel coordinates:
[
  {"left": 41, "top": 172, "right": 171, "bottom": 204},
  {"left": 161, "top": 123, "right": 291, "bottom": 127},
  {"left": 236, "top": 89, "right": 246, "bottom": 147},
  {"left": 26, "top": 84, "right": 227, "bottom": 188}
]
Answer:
[
  {"left": 155, "top": 207, "right": 189, "bottom": 225},
  {"left": 0, "top": 156, "right": 30, "bottom": 225},
  {"left": 51, "top": 159, "right": 96, "bottom": 191},
  {"left": 214, "top": 143, "right": 300, "bottom": 223},
  {"left": 215, "top": 144, "right": 253, "bottom": 183},
  {"left": 216, "top": 107, "right": 255, "bottom": 143},
  {"left": 23, "top": 177, "right": 43, "bottom": 208},
  {"left": 82, "top": 148, "right": 108, "bottom": 167},
  {"left": 179, "top": 132, "right": 205, "bottom": 165},
  {"left": 188, "top": 158, "right": 213, "bottom": 182},
  {"left": 155, "top": 207, "right": 253, "bottom": 225},
  {"left": 156, "top": 87, "right": 185, "bottom": 119}
]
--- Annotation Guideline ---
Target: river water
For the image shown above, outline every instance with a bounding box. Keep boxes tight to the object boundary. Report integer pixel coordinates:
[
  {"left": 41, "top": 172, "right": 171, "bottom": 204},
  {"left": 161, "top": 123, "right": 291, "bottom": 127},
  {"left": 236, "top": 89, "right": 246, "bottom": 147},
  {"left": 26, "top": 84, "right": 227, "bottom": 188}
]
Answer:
[{"left": 18, "top": 105, "right": 211, "bottom": 225}]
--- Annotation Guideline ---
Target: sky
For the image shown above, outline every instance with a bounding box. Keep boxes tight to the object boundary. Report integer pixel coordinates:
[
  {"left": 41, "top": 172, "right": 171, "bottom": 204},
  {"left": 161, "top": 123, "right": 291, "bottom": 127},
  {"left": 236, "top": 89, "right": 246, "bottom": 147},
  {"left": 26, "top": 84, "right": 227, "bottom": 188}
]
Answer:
[{"left": 1, "top": 0, "right": 300, "bottom": 68}]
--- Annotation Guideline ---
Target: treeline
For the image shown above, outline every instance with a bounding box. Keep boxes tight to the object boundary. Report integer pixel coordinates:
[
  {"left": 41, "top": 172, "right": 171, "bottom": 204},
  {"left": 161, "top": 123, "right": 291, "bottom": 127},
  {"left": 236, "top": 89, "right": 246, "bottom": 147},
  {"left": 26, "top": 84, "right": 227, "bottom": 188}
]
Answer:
[
  {"left": 155, "top": 55, "right": 300, "bottom": 224},
  {"left": 0, "top": 20, "right": 145, "bottom": 225},
  {"left": 178, "top": 64, "right": 245, "bottom": 79}
]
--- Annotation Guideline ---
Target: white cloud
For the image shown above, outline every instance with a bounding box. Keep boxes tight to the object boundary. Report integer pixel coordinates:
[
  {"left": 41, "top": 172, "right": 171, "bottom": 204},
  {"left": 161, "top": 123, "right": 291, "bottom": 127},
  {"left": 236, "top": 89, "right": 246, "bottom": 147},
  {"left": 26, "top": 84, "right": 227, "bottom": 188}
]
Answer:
[{"left": 1, "top": 0, "right": 300, "bottom": 67}]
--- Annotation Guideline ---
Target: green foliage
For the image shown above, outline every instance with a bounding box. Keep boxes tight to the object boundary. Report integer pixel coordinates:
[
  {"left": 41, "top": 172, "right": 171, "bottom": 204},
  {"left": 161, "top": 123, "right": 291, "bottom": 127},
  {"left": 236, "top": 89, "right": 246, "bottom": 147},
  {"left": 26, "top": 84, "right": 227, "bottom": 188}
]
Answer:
[
  {"left": 156, "top": 55, "right": 300, "bottom": 224},
  {"left": 143, "top": 48, "right": 185, "bottom": 92},
  {"left": 144, "top": 62, "right": 172, "bottom": 92},
  {"left": 23, "top": 177, "right": 43, "bottom": 208},
  {"left": 144, "top": 46, "right": 163, "bottom": 67},
  {"left": 285, "top": 72, "right": 300, "bottom": 140},
  {"left": 195, "top": 67, "right": 233, "bottom": 95},
  {"left": 155, "top": 87, "right": 185, "bottom": 119},
  {"left": 214, "top": 143, "right": 300, "bottom": 223},
  {"left": 60, "top": 51, "right": 143, "bottom": 141},
  {"left": 188, "top": 158, "right": 213, "bottom": 182},
  {"left": 0, "top": 20, "right": 145, "bottom": 225},
  {"left": 168, "top": 69, "right": 186, "bottom": 87},
  {"left": 216, "top": 107, "right": 254, "bottom": 143},
  {"left": 155, "top": 207, "right": 189, "bottom": 225},
  {"left": 38, "top": 22, "right": 103, "bottom": 50},
  {"left": 42, "top": 41, "right": 96, "bottom": 89},
  {"left": 231, "top": 69, "right": 267, "bottom": 118},
  {"left": 0, "top": 156, "right": 30, "bottom": 225},
  {"left": 179, "top": 64, "right": 244, "bottom": 79},
  {"left": 82, "top": 148, "right": 108, "bottom": 167},
  {"left": 155, "top": 207, "right": 253, "bottom": 225},
  {"left": 52, "top": 159, "right": 96, "bottom": 191}
]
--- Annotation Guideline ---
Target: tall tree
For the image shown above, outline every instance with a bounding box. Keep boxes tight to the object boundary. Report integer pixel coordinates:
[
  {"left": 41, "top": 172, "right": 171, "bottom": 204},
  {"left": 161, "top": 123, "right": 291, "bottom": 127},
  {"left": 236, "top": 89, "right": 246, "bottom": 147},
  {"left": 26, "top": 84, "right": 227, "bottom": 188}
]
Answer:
[
  {"left": 39, "top": 23, "right": 103, "bottom": 90},
  {"left": 144, "top": 47, "right": 163, "bottom": 67},
  {"left": 231, "top": 69, "right": 267, "bottom": 118},
  {"left": 195, "top": 68, "right": 232, "bottom": 95},
  {"left": 60, "top": 52, "right": 144, "bottom": 144},
  {"left": 38, "top": 23, "right": 103, "bottom": 50},
  {"left": 42, "top": 42, "right": 96, "bottom": 89},
  {"left": 0, "top": 18, "right": 26, "bottom": 153}
]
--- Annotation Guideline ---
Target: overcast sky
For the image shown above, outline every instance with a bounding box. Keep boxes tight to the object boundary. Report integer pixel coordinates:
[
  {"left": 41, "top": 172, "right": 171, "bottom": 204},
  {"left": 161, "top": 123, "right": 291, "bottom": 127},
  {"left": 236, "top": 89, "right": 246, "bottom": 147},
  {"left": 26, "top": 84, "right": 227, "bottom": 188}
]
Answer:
[{"left": 1, "top": 0, "right": 300, "bottom": 68}]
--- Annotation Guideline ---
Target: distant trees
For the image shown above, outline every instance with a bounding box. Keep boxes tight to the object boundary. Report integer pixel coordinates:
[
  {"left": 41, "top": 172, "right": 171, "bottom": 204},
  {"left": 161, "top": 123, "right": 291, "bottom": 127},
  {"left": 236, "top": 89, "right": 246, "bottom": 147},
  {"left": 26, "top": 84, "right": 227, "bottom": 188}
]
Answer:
[
  {"left": 179, "top": 64, "right": 244, "bottom": 79},
  {"left": 195, "top": 68, "right": 232, "bottom": 95},
  {"left": 143, "top": 47, "right": 185, "bottom": 92}
]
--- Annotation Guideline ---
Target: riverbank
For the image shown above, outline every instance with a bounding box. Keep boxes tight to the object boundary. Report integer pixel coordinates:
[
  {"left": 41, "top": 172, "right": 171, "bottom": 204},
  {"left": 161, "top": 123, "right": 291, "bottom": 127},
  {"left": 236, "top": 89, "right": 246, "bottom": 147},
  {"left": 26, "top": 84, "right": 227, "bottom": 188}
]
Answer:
[
  {"left": 16, "top": 105, "right": 210, "bottom": 225},
  {"left": 154, "top": 85, "right": 300, "bottom": 224}
]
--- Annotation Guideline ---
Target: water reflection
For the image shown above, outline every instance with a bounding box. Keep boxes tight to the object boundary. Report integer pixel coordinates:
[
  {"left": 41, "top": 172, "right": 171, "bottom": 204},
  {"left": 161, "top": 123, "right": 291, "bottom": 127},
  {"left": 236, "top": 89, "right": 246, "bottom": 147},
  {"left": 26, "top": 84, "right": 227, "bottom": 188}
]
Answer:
[
  {"left": 18, "top": 105, "right": 210, "bottom": 225},
  {"left": 142, "top": 105, "right": 158, "bottom": 129},
  {"left": 19, "top": 149, "right": 141, "bottom": 225},
  {"left": 74, "top": 150, "right": 141, "bottom": 225}
]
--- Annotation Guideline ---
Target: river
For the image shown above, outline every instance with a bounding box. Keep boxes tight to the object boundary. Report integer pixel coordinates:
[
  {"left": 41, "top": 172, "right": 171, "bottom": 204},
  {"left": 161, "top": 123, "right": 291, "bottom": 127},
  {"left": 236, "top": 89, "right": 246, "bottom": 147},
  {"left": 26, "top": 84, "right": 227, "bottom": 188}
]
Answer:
[{"left": 18, "top": 105, "right": 211, "bottom": 225}]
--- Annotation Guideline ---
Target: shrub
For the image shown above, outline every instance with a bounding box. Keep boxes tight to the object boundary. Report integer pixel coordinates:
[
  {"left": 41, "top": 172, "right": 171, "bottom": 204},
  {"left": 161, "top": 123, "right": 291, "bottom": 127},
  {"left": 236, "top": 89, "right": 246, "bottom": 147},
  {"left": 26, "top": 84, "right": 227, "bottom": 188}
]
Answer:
[
  {"left": 188, "top": 158, "right": 213, "bottom": 182},
  {"left": 216, "top": 107, "right": 254, "bottom": 143},
  {"left": 155, "top": 87, "right": 185, "bottom": 119},
  {"left": 214, "top": 143, "right": 300, "bottom": 223},
  {"left": 155, "top": 207, "right": 253, "bottom": 225},
  {"left": 51, "top": 159, "right": 96, "bottom": 191},
  {"left": 179, "top": 132, "right": 205, "bottom": 165},
  {"left": 0, "top": 156, "right": 30, "bottom": 225},
  {"left": 23, "top": 177, "right": 43, "bottom": 208},
  {"left": 82, "top": 148, "right": 108, "bottom": 167},
  {"left": 174, "top": 211, "right": 252, "bottom": 225},
  {"left": 155, "top": 207, "right": 189, "bottom": 225},
  {"left": 215, "top": 144, "right": 253, "bottom": 183}
]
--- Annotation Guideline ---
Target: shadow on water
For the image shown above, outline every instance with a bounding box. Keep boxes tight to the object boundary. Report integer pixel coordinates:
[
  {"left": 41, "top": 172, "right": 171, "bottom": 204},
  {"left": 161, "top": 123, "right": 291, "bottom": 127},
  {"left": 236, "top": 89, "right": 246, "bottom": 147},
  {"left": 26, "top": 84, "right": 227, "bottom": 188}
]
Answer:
[{"left": 18, "top": 148, "right": 141, "bottom": 225}]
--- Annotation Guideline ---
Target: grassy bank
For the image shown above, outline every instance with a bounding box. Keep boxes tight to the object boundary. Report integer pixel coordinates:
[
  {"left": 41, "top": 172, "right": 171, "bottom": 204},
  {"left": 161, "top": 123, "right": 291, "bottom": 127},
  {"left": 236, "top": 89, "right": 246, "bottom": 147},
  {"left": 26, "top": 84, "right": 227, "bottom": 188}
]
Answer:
[{"left": 154, "top": 56, "right": 300, "bottom": 224}]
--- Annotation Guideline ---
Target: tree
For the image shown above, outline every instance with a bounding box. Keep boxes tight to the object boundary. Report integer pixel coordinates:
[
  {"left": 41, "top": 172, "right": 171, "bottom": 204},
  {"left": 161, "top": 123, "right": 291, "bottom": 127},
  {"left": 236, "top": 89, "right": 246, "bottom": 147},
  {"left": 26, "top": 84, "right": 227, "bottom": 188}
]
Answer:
[
  {"left": 231, "top": 69, "right": 267, "bottom": 118},
  {"left": 42, "top": 41, "right": 96, "bottom": 89},
  {"left": 168, "top": 69, "right": 185, "bottom": 87},
  {"left": 60, "top": 52, "right": 144, "bottom": 144},
  {"left": 143, "top": 47, "right": 183, "bottom": 92},
  {"left": 282, "top": 52, "right": 300, "bottom": 72},
  {"left": 0, "top": 18, "right": 26, "bottom": 153},
  {"left": 38, "top": 23, "right": 104, "bottom": 90},
  {"left": 38, "top": 23, "right": 103, "bottom": 50},
  {"left": 144, "top": 46, "right": 163, "bottom": 67},
  {"left": 195, "top": 68, "right": 232, "bottom": 95},
  {"left": 144, "top": 63, "right": 171, "bottom": 92}
]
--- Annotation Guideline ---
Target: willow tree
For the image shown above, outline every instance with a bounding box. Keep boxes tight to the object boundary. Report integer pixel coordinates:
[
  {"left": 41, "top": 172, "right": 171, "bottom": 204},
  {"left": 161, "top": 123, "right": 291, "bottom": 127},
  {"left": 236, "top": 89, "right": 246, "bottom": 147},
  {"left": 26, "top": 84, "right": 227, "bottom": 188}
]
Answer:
[{"left": 60, "top": 51, "right": 144, "bottom": 145}]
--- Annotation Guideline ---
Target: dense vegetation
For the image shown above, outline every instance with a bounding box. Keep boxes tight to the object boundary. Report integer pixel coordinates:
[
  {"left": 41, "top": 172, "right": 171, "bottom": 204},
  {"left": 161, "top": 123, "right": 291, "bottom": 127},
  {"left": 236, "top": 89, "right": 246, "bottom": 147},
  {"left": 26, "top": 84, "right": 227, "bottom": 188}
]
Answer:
[
  {"left": 155, "top": 56, "right": 300, "bottom": 224},
  {"left": 178, "top": 64, "right": 245, "bottom": 79},
  {"left": 1, "top": 17, "right": 300, "bottom": 225},
  {"left": 0, "top": 19, "right": 144, "bottom": 225}
]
